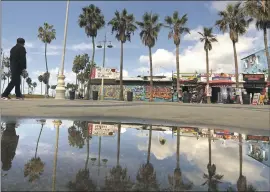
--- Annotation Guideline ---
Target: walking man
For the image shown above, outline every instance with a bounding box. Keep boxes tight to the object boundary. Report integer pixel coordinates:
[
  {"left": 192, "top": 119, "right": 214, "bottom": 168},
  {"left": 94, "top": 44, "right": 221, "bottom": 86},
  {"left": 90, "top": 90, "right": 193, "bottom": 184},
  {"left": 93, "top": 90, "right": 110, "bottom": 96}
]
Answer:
[{"left": 1, "top": 38, "right": 27, "bottom": 100}]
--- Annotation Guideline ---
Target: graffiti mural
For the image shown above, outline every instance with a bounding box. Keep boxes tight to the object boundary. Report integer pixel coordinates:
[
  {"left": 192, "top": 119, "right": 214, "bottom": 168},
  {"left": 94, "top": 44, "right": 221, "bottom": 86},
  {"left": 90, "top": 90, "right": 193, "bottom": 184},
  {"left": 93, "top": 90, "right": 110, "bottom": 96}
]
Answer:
[
  {"left": 90, "top": 85, "right": 174, "bottom": 102},
  {"left": 145, "top": 86, "right": 172, "bottom": 101}
]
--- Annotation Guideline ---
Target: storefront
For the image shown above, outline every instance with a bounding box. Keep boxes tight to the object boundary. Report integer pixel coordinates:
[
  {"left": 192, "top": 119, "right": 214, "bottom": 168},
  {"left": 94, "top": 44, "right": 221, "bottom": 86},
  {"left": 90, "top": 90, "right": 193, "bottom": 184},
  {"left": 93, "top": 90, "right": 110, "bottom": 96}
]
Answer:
[
  {"left": 243, "top": 74, "right": 267, "bottom": 102},
  {"left": 179, "top": 77, "right": 199, "bottom": 103}
]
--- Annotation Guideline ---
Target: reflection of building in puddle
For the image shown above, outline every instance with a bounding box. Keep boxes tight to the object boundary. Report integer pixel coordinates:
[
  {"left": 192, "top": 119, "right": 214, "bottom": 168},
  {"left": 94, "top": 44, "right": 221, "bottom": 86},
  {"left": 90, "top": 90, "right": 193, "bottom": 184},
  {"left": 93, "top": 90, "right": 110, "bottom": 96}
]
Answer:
[{"left": 246, "top": 135, "right": 270, "bottom": 167}]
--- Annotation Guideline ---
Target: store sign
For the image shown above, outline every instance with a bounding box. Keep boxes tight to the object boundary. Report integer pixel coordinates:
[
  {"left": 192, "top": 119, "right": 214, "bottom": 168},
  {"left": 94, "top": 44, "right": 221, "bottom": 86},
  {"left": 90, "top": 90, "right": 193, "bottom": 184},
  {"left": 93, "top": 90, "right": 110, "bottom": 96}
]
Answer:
[
  {"left": 247, "top": 135, "right": 270, "bottom": 142},
  {"left": 94, "top": 67, "right": 119, "bottom": 79},
  {"left": 243, "top": 83, "right": 266, "bottom": 89},
  {"left": 88, "top": 123, "right": 116, "bottom": 136},
  {"left": 212, "top": 77, "right": 231, "bottom": 81},
  {"left": 243, "top": 74, "right": 265, "bottom": 82}
]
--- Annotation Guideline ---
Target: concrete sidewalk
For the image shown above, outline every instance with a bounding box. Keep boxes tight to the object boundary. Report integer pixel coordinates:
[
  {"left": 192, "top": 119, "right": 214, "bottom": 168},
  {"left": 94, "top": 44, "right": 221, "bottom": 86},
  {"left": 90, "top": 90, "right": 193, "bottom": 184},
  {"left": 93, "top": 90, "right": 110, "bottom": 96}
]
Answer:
[{"left": 0, "top": 99, "right": 269, "bottom": 131}]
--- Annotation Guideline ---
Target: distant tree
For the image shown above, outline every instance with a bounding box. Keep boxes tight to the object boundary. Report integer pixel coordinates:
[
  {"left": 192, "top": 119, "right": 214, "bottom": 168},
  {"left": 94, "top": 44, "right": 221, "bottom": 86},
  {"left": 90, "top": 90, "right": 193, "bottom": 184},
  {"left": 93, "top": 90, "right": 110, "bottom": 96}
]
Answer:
[
  {"left": 21, "top": 70, "right": 29, "bottom": 94},
  {"left": 38, "top": 22, "right": 56, "bottom": 97},
  {"left": 38, "top": 75, "right": 44, "bottom": 95}
]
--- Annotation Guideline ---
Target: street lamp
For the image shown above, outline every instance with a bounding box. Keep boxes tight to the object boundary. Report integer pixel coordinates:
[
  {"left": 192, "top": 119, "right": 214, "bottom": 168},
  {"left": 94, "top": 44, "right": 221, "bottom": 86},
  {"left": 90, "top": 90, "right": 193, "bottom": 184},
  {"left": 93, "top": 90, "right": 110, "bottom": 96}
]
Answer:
[
  {"left": 96, "top": 34, "right": 113, "bottom": 100},
  {"left": 55, "top": 0, "right": 70, "bottom": 99}
]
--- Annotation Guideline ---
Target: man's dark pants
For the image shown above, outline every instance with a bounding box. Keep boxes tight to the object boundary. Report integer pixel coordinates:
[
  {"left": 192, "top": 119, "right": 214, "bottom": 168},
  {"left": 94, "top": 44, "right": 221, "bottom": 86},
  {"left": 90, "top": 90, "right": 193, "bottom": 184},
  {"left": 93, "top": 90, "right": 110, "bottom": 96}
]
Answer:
[{"left": 2, "top": 70, "right": 22, "bottom": 97}]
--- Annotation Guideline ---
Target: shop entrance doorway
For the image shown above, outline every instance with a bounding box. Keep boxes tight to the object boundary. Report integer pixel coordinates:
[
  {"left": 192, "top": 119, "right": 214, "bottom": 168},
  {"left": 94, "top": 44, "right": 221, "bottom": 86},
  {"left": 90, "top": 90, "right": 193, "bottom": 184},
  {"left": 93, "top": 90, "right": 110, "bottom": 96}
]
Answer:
[{"left": 211, "top": 87, "right": 220, "bottom": 103}]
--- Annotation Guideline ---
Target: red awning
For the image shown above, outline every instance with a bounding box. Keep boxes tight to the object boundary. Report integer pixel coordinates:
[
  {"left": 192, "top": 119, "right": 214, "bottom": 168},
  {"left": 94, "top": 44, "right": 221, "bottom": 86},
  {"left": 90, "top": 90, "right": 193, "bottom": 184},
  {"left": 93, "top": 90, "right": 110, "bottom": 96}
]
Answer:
[{"left": 209, "top": 80, "right": 233, "bottom": 84}]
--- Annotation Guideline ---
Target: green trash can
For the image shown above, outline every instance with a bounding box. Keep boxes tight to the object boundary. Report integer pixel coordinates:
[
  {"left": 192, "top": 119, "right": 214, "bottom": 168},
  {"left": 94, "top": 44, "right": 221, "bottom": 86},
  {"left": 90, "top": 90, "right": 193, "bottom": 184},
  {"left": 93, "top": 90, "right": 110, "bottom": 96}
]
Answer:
[
  {"left": 127, "top": 91, "right": 133, "bottom": 101},
  {"left": 93, "top": 91, "right": 98, "bottom": 100}
]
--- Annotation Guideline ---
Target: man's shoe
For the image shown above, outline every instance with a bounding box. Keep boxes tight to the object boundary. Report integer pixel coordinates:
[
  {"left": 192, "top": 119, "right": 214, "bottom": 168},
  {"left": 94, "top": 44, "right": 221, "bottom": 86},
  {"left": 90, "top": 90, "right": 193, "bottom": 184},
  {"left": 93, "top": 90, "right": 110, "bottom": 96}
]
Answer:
[
  {"left": 16, "top": 97, "right": 24, "bottom": 100},
  {"left": 1, "top": 96, "right": 11, "bottom": 100}
]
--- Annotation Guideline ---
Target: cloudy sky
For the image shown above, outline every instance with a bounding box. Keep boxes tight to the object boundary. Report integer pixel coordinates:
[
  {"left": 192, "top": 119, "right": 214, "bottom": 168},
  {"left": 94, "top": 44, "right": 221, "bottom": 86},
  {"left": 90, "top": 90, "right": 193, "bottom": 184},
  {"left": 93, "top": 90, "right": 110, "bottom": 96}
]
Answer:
[{"left": 1, "top": 1, "right": 268, "bottom": 94}]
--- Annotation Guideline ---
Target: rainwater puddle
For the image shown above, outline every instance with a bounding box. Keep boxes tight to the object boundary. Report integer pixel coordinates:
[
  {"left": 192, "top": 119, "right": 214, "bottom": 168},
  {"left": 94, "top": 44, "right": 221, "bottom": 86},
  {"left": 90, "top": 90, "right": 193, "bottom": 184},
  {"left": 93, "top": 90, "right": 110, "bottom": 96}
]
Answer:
[{"left": 1, "top": 119, "right": 270, "bottom": 191}]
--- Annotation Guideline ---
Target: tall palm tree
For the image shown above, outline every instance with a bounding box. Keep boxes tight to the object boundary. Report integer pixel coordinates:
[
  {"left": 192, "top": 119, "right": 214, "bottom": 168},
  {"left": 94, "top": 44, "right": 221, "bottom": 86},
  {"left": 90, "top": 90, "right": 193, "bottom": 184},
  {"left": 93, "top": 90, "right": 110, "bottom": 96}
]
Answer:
[
  {"left": 103, "top": 124, "right": 133, "bottom": 191},
  {"left": 243, "top": 0, "right": 270, "bottom": 82},
  {"left": 78, "top": 4, "right": 105, "bottom": 100},
  {"left": 198, "top": 27, "right": 218, "bottom": 104},
  {"left": 168, "top": 127, "right": 193, "bottom": 191},
  {"left": 72, "top": 55, "right": 83, "bottom": 89},
  {"left": 202, "top": 128, "right": 223, "bottom": 191},
  {"left": 135, "top": 125, "right": 159, "bottom": 191},
  {"left": 164, "top": 11, "right": 190, "bottom": 99},
  {"left": 24, "top": 120, "right": 46, "bottom": 183},
  {"left": 38, "top": 23, "right": 56, "bottom": 97},
  {"left": 1, "top": 72, "right": 6, "bottom": 93},
  {"left": 52, "top": 120, "right": 61, "bottom": 192},
  {"left": 215, "top": 2, "right": 252, "bottom": 88},
  {"left": 108, "top": 9, "right": 137, "bottom": 101},
  {"left": 237, "top": 133, "right": 247, "bottom": 192},
  {"left": 136, "top": 12, "right": 162, "bottom": 102},
  {"left": 38, "top": 75, "right": 43, "bottom": 95},
  {"left": 68, "top": 122, "right": 85, "bottom": 149}
]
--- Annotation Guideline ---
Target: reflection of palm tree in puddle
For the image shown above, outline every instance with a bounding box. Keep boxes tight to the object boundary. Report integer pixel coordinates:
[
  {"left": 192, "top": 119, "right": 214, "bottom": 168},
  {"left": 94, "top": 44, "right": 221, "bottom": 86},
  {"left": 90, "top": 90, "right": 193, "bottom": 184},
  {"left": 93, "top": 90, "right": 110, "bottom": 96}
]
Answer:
[
  {"left": 68, "top": 121, "right": 96, "bottom": 191},
  {"left": 168, "top": 127, "right": 193, "bottom": 191},
  {"left": 202, "top": 128, "right": 223, "bottom": 191},
  {"left": 103, "top": 124, "right": 133, "bottom": 191},
  {"left": 135, "top": 125, "right": 159, "bottom": 191},
  {"left": 236, "top": 134, "right": 257, "bottom": 192},
  {"left": 24, "top": 120, "right": 46, "bottom": 183},
  {"left": 68, "top": 121, "right": 85, "bottom": 149},
  {"left": 1, "top": 122, "right": 19, "bottom": 172}
]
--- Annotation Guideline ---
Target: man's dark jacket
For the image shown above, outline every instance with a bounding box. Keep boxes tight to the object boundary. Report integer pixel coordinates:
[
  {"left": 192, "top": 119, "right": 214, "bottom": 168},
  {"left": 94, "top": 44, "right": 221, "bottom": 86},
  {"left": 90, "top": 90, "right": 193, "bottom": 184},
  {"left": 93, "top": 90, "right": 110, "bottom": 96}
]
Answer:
[{"left": 10, "top": 44, "right": 27, "bottom": 73}]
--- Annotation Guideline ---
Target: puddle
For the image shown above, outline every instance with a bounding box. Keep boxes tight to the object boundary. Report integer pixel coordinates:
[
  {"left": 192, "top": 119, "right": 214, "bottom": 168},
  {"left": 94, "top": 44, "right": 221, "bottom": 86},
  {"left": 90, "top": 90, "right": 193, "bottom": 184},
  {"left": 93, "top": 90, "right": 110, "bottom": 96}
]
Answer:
[{"left": 1, "top": 119, "right": 270, "bottom": 191}]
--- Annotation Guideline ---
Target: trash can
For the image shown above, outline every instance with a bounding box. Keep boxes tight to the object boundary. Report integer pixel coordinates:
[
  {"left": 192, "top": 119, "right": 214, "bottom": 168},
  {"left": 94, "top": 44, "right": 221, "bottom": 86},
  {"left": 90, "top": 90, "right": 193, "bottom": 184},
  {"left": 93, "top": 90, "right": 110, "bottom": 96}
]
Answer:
[
  {"left": 127, "top": 91, "right": 133, "bottom": 101},
  {"left": 242, "top": 94, "right": 250, "bottom": 104},
  {"left": 93, "top": 91, "right": 98, "bottom": 100},
  {"left": 69, "top": 90, "right": 75, "bottom": 100}
]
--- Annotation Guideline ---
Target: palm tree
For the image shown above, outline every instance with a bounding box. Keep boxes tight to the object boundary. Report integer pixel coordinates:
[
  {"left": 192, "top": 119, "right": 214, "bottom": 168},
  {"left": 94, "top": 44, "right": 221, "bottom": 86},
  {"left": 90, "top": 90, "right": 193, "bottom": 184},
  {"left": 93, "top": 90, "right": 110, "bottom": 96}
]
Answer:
[
  {"left": 72, "top": 55, "right": 83, "bottom": 88},
  {"left": 68, "top": 122, "right": 85, "bottom": 149},
  {"left": 78, "top": 4, "right": 105, "bottom": 100},
  {"left": 108, "top": 9, "right": 137, "bottom": 101},
  {"left": 103, "top": 124, "right": 133, "bottom": 191},
  {"left": 21, "top": 70, "right": 28, "bottom": 94},
  {"left": 26, "top": 77, "right": 32, "bottom": 94},
  {"left": 167, "top": 127, "right": 193, "bottom": 191},
  {"left": 1, "top": 72, "right": 6, "bottom": 93},
  {"left": 38, "top": 75, "right": 43, "bottom": 95},
  {"left": 32, "top": 82, "right": 37, "bottom": 94},
  {"left": 24, "top": 120, "right": 46, "bottom": 183},
  {"left": 136, "top": 12, "right": 163, "bottom": 102},
  {"left": 202, "top": 128, "right": 223, "bottom": 191},
  {"left": 164, "top": 11, "right": 190, "bottom": 99},
  {"left": 135, "top": 125, "right": 159, "bottom": 191},
  {"left": 198, "top": 27, "right": 218, "bottom": 104},
  {"left": 215, "top": 2, "right": 252, "bottom": 88},
  {"left": 50, "top": 85, "right": 57, "bottom": 97},
  {"left": 38, "top": 22, "right": 56, "bottom": 97},
  {"left": 2, "top": 56, "right": 10, "bottom": 83},
  {"left": 243, "top": 0, "right": 270, "bottom": 82},
  {"left": 68, "top": 122, "right": 96, "bottom": 191}
]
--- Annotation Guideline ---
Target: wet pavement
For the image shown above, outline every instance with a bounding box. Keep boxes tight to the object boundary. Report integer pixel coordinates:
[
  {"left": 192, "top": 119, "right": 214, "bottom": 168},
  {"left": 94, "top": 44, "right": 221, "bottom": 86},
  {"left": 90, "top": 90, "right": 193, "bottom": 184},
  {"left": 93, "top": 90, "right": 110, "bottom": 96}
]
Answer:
[{"left": 1, "top": 119, "right": 270, "bottom": 191}]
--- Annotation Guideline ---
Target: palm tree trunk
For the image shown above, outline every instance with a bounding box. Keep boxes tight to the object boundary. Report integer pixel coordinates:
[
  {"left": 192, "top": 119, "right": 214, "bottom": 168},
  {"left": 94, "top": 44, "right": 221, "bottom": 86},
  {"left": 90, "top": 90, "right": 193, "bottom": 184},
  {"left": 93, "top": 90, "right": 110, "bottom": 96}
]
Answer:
[
  {"left": 85, "top": 36, "right": 95, "bottom": 100},
  {"left": 76, "top": 73, "right": 78, "bottom": 88},
  {"left": 23, "top": 80, "right": 25, "bottom": 94},
  {"left": 148, "top": 46, "right": 154, "bottom": 102},
  {"left": 85, "top": 134, "right": 90, "bottom": 170},
  {"left": 176, "top": 127, "right": 180, "bottom": 169},
  {"left": 206, "top": 49, "right": 211, "bottom": 104},
  {"left": 147, "top": 125, "right": 152, "bottom": 164},
  {"left": 176, "top": 44, "right": 180, "bottom": 100},
  {"left": 52, "top": 125, "right": 60, "bottom": 192},
  {"left": 35, "top": 124, "right": 44, "bottom": 158},
  {"left": 117, "top": 124, "right": 121, "bottom": 166},
  {"left": 239, "top": 134, "right": 242, "bottom": 177},
  {"left": 119, "top": 41, "right": 124, "bottom": 101},
  {"left": 232, "top": 41, "right": 239, "bottom": 88},
  {"left": 263, "top": 28, "right": 270, "bottom": 83},
  {"left": 45, "top": 42, "right": 49, "bottom": 97},
  {"left": 41, "top": 82, "right": 42, "bottom": 95},
  {"left": 208, "top": 128, "right": 212, "bottom": 166}
]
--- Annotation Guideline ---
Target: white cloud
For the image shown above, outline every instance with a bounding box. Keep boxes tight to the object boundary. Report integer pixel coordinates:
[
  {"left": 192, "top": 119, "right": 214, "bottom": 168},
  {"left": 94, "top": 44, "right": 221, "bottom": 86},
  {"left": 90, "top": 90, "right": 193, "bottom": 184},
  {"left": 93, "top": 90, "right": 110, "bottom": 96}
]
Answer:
[
  {"left": 123, "top": 69, "right": 129, "bottom": 77},
  {"left": 25, "top": 42, "right": 34, "bottom": 49},
  {"left": 209, "top": 1, "right": 239, "bottom": 12},
  {"left": 138, "top": 22, "right": 264, "bottom": 74},
  {"left": 68, "top": 42, "right": 93, "bottom": 51},
  {"left": 183, "top": 25, "right": 204, "bottom": 41},
  {"left": 31, "top": 67, "right": 76, "bottom": 95}
]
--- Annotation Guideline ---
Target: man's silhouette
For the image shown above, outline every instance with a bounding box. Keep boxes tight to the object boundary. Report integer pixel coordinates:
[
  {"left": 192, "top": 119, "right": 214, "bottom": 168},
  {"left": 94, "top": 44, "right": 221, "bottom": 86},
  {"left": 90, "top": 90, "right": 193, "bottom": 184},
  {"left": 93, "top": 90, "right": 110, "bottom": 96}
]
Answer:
[
  {"left": 1, "top": 38, "right": 27, "bottom": 100},
  {"left": 1, "top": 122, "right": 19, "bottom": 171}
]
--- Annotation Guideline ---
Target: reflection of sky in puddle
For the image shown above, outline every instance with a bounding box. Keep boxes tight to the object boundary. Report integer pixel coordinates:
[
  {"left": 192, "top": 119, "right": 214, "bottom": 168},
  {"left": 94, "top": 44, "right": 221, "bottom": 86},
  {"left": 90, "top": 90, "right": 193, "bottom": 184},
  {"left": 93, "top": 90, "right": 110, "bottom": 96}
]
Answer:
[{"left": 1, "top": 119, "right": 270, "bottom": 191}]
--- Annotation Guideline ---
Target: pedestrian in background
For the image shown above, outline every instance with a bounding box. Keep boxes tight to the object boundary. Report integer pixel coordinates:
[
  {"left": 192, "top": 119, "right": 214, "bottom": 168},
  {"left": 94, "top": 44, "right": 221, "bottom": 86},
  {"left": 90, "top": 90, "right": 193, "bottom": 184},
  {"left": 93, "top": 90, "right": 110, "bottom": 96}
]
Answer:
[{"left": 1, "top": 38, "right": 27, "bottom": 100}]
